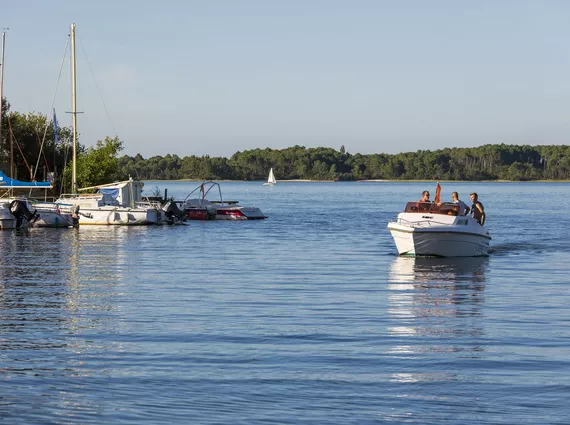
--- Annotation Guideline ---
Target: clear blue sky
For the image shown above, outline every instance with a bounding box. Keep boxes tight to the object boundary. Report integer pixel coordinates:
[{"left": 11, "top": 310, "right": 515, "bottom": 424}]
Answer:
[{"left": 2, "top": 0, "right": 570, "bottom": 158}]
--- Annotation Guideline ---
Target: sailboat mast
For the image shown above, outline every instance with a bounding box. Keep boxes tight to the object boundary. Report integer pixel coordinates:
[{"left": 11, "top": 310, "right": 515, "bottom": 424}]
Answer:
[
  {"left": 70, "top": 23, "right": 78, "bottom": 194},
  {"left": 0, "top": 30, "right": 6, "bottom": 160}
]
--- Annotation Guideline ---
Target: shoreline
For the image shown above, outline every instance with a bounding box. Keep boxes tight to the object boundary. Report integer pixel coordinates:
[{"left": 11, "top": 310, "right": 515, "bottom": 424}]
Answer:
[{"left": 144, "top": 178, "right": 570, "bottom": 183}]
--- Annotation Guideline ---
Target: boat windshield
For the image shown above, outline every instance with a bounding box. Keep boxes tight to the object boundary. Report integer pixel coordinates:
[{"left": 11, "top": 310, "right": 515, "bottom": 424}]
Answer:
[{"left": 404, "top": 202, "right": 459, "bottom": 216}]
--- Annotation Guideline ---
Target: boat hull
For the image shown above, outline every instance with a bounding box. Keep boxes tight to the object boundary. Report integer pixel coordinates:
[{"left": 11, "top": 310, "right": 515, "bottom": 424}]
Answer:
[
  {"left": 33, "top": 211, "right": 76, "bottom": 228},
  {"left": 0, "top": 199, "right": 35, "bottom": 230},
  {"left": 0, "top": 203, "right": 18, "bottom": 229},
  {"left": 78, "top": 208, "right": 159, "bottom": 225},
  {"left": 185, "top": 206, "right": 266, "bottom": 221},
  {"left": 388, "top": 223, "right": 490, "bottom": 257}
]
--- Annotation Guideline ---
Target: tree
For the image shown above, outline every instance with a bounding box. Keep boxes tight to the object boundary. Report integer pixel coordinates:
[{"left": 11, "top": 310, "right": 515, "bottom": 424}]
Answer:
[
  {"left": 62, "top": 136, "right": 123, "bottom": 191},
  {"left": 0, "top": 100, "right": 74, "bottom": 182}
]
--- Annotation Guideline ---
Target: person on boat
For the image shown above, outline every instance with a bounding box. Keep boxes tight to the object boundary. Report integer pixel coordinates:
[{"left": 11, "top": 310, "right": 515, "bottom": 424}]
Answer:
[
  {"left": 470, "top": 192, "right": 486, "bottom": 225},
  {"left": 418, "top": 191, "right": 430, "bottom": 203},
  {"left": 451, "top": 192, "right": 470, "bottom": 216}
]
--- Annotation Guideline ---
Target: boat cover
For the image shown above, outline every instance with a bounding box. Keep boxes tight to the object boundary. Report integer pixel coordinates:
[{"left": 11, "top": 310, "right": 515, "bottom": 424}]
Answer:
[
  {"left": 99, "top": 188, "right": 120, "bottom": 199},
  {"left": 0, "top": 171, "right": 52, "bottom": 188}
]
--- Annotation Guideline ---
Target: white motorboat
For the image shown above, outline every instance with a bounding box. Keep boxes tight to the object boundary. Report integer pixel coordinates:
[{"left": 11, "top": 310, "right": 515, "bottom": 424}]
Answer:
[
  {"left": 0, "top": 171, "right": 78, "bottom": 229},
  {"left": 181, "top": 181, "right": 267, "bottom": 220},
  {"left": 28, "top": 200, "right": 78, "bottom": 228},
  {"left": 387, "top": 201, "right": 491, "bottom": 257},
  {"left": 0, "top": 199, "right": 39, "bottom": 230},
  {"left": 0, "top": 201, "right": 20, "bottom": 229},
  {"left": 58, "top": 178, "right": 160, "bottom": 225},
  {"left": 56, "top": 194, "right": 158, "bottom": 225},
  {"left": 263, "top": 168, "right": 276, "bottom": 186}
]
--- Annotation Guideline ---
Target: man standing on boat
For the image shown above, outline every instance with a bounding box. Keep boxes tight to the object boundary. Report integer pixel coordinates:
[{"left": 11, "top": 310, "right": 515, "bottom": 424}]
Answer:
[
  {"left": 452, "top": 192, "right": 470, "bottom": 216},
  {"left": 470, "top": 193, "right": 486, "bottom": 225}
]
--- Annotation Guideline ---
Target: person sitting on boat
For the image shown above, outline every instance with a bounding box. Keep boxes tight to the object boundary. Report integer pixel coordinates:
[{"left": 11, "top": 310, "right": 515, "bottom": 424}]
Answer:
[
  {"left": 451, "top": 192, "right": 470, "bottom": 216},
  {"left": 418, "top": 191, "right": 430, "bottom": 203},
  {"left": 470, "top": 192, "right": 486, "bottom": 225}
]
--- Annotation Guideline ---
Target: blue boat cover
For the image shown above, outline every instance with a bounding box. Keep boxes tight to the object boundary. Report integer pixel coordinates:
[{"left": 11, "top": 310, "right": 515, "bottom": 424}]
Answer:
[
  {"left": 99, "top": 188, "right": 120, "bottom": 199},
  {"left": 0, "top": 171, "right": 52, "bottom": 188}
]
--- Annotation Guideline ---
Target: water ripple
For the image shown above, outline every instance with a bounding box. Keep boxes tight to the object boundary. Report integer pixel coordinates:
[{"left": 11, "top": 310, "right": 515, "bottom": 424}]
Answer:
[{"left": 1, "top": 182, "right": 569, "bottom": 424}]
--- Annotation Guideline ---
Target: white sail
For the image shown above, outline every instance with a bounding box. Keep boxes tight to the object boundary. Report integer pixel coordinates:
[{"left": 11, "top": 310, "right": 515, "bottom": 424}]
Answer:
[{"left": 264, "top": 168, "right": 276, "bottom": 186}]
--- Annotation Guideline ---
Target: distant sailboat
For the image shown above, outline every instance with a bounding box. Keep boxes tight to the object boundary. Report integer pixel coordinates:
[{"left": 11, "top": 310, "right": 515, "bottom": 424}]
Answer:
[{"left": 263, "top": 168, "right": 276, "bottom": 186}]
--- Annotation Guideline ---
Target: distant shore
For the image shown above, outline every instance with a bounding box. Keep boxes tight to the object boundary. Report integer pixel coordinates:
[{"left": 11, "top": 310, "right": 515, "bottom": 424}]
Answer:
[{"left": 145, "top": 178, "right": 570, "bottom": 183}]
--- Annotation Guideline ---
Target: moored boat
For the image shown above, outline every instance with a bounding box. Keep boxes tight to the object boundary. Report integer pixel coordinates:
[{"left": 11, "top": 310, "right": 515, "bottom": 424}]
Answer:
[
  {"left": 53, "top": 24, "right": 159, "bottom": 226},
  {"left": 0, "top": 199, "right": 39, "bottom": 230},
  {"left": 181, "top": 181, "right": 267, "bottom": 220},
  {"left": 28, "top": 200, "right": 79, "bottom": 228},
  {"left": 0, "top": 171, "right": 79, "bottom": 229},
  {"left": 0, "top": 33, "right": 77, "bottom": 229},
  {"left": 58, "top": 178, "right": 160, "bottom": 225}
]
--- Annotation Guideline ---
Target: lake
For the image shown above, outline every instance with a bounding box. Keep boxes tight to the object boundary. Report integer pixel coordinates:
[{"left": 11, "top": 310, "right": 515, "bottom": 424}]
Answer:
[{"left": 1, "top": 181, "right": 569, "bottom": 424}]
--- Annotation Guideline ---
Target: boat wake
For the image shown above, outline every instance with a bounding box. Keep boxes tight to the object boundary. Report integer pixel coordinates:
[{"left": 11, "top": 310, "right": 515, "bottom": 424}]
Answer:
[{"left": 489, "top": 241, "right": 569, "bottom": 255}]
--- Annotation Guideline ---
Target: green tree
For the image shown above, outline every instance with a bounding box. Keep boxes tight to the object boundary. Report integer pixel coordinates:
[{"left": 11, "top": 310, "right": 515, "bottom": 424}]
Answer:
[{"left": 62, "top": 136, "right": 123, "bottom": 191}]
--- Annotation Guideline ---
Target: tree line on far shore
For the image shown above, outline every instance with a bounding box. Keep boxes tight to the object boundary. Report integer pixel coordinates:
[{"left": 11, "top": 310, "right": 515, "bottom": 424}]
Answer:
[
  {"left": 1, "top": 98, "right": 569, "bottom": 190},
  {"left": 120, "top": 143, "right": 570, "bottom": 182}
]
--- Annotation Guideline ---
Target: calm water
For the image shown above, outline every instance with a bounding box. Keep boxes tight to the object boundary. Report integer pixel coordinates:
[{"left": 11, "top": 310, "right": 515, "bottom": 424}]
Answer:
[{"left": 1, "top": 182, "right": 569, "bottom": 424}]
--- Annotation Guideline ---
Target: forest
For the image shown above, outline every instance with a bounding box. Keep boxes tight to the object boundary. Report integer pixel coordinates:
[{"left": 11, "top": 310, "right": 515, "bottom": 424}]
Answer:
[
  {"left": 1, "top": 98, "right": 569, "bottom": 189},
  {"left": 117, "top": 143, "right": 570, "bottom": 182}
]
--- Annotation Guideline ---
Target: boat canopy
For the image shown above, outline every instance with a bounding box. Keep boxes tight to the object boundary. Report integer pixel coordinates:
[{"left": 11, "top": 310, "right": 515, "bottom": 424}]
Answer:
[
  {"left": 0, "top": 171, "right": 52, "bottom": 189},
  {"left": 79, "top": 179, "right": 145, "bottom": 207}
]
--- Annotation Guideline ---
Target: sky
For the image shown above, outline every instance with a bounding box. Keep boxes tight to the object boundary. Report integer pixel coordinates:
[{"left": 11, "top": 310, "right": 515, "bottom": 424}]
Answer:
[{"left": 2, "top": 0, "right": 570, "bottom": 158}]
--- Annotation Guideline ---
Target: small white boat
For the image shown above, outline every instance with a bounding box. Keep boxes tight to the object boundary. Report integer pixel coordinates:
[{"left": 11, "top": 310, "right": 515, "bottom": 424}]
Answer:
[
  {"left": 263, "top": 168, "right": 276, "bottom": 186},
  {"left": 58, "top": 179, "right": 160, "bottom": 225},
  {"left": 181, "top": 181, "right": 267, "bottom": 220},
  {"left": 29, "top": 201, "right": 78, "bottom": 228},
  {"left": 0, "top": 201, "right": 20, "bottom": 229},
  {"left": 0, "top": 199, "right": 39, "bottom": 230},
  {"left": 387, "top": 201, "right": 491, "bottom": 257},
  {"left": 0, "top": 171, "right": 78, "bottom": 229}
]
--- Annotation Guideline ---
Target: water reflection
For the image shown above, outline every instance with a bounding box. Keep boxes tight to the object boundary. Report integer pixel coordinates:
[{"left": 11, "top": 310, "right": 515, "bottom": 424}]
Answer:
[
  {"left": 389, "top": 256, "right": 488, "bottom": 284},
  {"left": 0, "top": 227, "right": 136, "bottom": 420},
  {"left": 0, "top": 227, "right": 130, "bottom": 365},
  {"left": 386, "top": 256, "right": 489, "bottom": 368}
]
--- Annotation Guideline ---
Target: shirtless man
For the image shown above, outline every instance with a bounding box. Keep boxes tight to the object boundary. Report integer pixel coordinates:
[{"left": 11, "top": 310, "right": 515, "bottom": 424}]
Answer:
[{"left": 470, "top": 192, "right": 485, "bottom": 225}]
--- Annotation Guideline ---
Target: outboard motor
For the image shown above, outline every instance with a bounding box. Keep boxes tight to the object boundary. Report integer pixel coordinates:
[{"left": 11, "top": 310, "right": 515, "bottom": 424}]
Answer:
[
  {"left": 163, "top": 200, "right": 186, "bottom": 224},
  {"left": 71, "top": 205, "right": 81, "bottom": 228},
  {"left": 9, "top": 200, "right": 40, "bottom": 228}
]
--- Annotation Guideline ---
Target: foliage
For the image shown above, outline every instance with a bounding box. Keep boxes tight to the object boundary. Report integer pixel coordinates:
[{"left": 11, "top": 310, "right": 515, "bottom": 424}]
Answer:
[
  {"left": 117, "top": 144, "right": 570, "bottom": 181},
  {"left": 62, "top": 136, "right": 123, "bottom": 192},
  {"left": 0, "top": 100, "right": 74, "bottom": 181}
]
